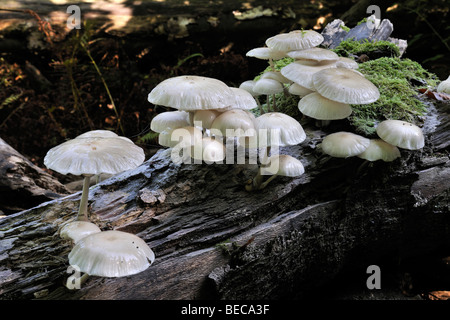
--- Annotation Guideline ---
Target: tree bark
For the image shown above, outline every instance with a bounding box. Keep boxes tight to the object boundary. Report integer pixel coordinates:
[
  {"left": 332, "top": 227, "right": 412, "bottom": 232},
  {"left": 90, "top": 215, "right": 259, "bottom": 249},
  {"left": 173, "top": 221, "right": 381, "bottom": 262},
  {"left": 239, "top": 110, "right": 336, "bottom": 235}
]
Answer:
[
  {"left": 1, "top": 98, "right": 449, "bottom": 300},
  {"left": 0, "top": 138, "right": 71, "bottom": 214}
]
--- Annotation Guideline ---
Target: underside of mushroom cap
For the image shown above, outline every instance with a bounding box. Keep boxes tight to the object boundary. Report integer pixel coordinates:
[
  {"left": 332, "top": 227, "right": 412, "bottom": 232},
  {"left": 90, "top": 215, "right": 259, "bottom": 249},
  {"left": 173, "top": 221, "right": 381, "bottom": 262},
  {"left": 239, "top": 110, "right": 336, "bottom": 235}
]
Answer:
[
  {"left": 147, "top": 75, "right": 235, "bottom": 111},
  {"left": 298, "top": 92, "right": 352, "bottom": 120},
  {"left": 68, "top": 230, "right": 155, "bottom": 278},
  {"left": 312, "top": 68, "right": 380, "bottom": 104}
]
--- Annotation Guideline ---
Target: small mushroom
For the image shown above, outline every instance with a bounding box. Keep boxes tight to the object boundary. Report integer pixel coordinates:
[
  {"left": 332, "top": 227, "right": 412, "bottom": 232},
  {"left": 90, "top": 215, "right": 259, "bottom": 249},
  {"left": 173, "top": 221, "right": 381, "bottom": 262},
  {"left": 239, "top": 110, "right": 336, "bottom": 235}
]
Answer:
[
  {"left": 321, "top": 131, "right": 370, "bottom": 158},
  {"left": 376, "top": 119, "right": 425, "bottom": 150},
  {"left": 253, "top": 78, "right": 284, "bottom": 112},
  {"left": 335, "top": 57, "right": 359, "bottom": 69},
  {"left": 68, "top": 230, "right": 155, "bottom": 278},
  {"left": 246, "top": 47, "right": 286, "bottom": 70},
  {"left": 288, "top": 83, "right": 314, "bottom": 97},
  {"left": 60, "top": 221, "right": 101, "bottom": 244},
  {"left": 44, "top": 134, "right": 145, "bottom": 221},
  {"left": 356, "top": 139, "right": 401, "bottom": 162},
  {"left": 246, "top": 154, "right": 305, "bottom": 191},
  {"left": 239, "top": 80, "right": 264, "bottom": 114},
  {"left": 191, "top": 137, "right": 226, "bottom": 164},
  {"left": 150, "top": 111, "right": 191, "bottom": 133}
]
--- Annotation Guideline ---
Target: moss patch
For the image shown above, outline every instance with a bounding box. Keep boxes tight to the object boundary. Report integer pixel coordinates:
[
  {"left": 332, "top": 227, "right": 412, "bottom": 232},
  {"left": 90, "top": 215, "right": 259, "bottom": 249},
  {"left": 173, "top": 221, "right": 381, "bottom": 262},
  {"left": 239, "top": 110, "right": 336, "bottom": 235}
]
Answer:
[
  {"left": 332, "top": 39, "right": 401, "bottom": 58},
  {"left": 350, "top": 57, "right": 439, "bottom": 136}
]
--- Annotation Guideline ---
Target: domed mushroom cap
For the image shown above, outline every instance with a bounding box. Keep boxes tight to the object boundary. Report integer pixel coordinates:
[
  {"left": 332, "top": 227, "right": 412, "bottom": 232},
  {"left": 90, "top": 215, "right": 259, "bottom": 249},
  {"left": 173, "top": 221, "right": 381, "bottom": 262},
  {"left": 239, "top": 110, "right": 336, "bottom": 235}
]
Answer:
[
  {"left": 193, "top": 110, "right": 220, "bottom": 129},
  {"left": 321, "top": 131, "right": 370, "bottom": 158},
  {"left": 281, "top": 60, "right": 336, "bottom": 90},
  {"left": 169, "top": 126, "right": 203, "bottom": 148},
  {"left": 60, "top": 221, "right": 101, "bottom": 244},
  {"left": 229, "top": 87, "right": 258, "bottom": 110},
  {"left": 44, "top": 136, "right": 145, "bottom": 176},
  {"left": 239, "top": 80, "right": 260, "bottom": 97},
  {"left": 211, "top": 109, "right": 256, "bottom": 137},
  {"left": 376, "top": 119, "right": 425, "bottom": 150},
  {"left": 298, "top": 92, "right": 352, "bottom": 120},
  {"left": 357, "top": 139, "right": 401, "bottom": 162},
  {"left": 150, "top": 111, "right": 190, "bottom": 133},
  {"left": 265, "top": 30, "right": 324, "bottom": 51},
  {"left": 287, "top": 47, "right": 339, "bottom": 62},
  {"left": 253, "top": 78, "right": 284, "bottom": 95},
  {"left": 75, "top": 130, "right": 118, "bottom": 138},
  {"left": 312, "top": 68, "right": 380, "bottom": 104},
  {"left": 246, "top": 47, "right": 286, "bottom": 60},
  {"left": 147, "top": 75, "right": 235, "bottom": 111},
  {"left": 68, "top": 230, "right": 155, "bottom": 278},
  {"left": 260, "top": 154, "right": 305, "bottom": 176},
  {"left": 254, "top": 112, "right": 306, "bottom": 147}
]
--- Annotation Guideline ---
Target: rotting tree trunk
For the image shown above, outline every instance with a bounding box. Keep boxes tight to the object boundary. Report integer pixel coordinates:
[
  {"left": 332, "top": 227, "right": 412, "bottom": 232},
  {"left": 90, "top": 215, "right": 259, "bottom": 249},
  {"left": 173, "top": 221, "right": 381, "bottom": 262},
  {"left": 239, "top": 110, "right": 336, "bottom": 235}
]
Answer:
[
  {"left": 0, "top": 138, "right": 71, "bottom": 214},
  {"left": 1, "top": 100, "right": 449, "bottom": 300}
]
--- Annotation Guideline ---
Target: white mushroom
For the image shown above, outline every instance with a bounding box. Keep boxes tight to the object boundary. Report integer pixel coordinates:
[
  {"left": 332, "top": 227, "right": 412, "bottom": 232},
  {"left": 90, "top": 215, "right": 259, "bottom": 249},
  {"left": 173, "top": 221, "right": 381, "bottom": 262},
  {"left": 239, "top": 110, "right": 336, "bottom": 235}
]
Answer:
[
  {"left": 356, "top": 139, "right": 401, "bottom": 162},
  {"left": 376, "top": 119, "right": 425, "bottom": 150},
  {"left": 312, "top": 67, "right": 380, "bottom": 104},
  {"left": 60, "top": 221, "right": 101, "bottom": 244},
  {"left": 44, "top": 134, "right": 145, "bottom": 221},
  {"left": 68, "top": 230, "right": 155, "bottom": 278},
  {"left": 265, "top": 30, "right": 324, "bottom": 52},
  {"left": 321, "top": 131, "right": 371, "bottom": 158},
  {"left": 150, "top": 111, "right": 191, "bottom": 133},
  {"left": 437, "top": 75, "right": 450, "bottom": 94}
]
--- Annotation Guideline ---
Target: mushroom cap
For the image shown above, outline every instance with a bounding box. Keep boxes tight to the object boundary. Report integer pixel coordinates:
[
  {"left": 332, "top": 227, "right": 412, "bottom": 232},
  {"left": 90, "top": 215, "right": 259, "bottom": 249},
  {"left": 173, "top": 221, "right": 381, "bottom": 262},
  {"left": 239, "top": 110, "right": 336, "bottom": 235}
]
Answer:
[
  {"left": 321, "top": 131, "right": 371, "bottom": 158},
  {"left": 192, "top": 109, "right": 220, "bottom": 129},
  {"left": 357, "top": 139, "right": 401, "bottom": 162},
  {"left": 191, "top": 137, "right": 226, "bottom": 163},
  {"left": 288, "top": 83, "right": 314, "bottom": 97},
  {"left": 246, "top": 47, "right": 286, "bottom": 60},
  {"left": 253, "top": 78, "right": 284, "bottom": 95},
  {"left": 60, "top": 221, "right": 102, "bottom": 244},
  {"left": 150, "top": 111, "right": 191, "bottom": 133},
  {"left": 68, "top": 230, "right": 155, "bottom": 278},
  {"left": 44, "top": 136, "right": 145, "bottom": 176},
  {"left": 376, "top": 119, "right": 425, "bottom": 150},
  {"left": 147, "top": 75, "right": 235, "bottom": 111},
  {"left": 281, "top": 60, "right": 336, "bottom": 90},
  {"left": 260, "top": 154, "right": 305, "bottom": 176},
  {"left": 265, "top": 30, "right": 324, "bottom": 51},
  {"left": 312, "top": 68, "right": 380, "bottom": 104},
  {"left": 239, "top": 80, "right": 260, "bottom": 97},
  {"left": 229, "top": 87, "right": 258, "bottom": 110},
  {"left": 287, "top": 47, "right": 339, "bottom": 62},
  {"left": 298, "top": 92, "right": 352, "bottom": 120},
  {"left": 75, "top": 130, "right": 118, "bottom": 138},
  {"left": 210, "top": 109, "right": 256, "bottom": 137},
  {"left": 254, "top": 112, "right": 306, "bottom": 147}
]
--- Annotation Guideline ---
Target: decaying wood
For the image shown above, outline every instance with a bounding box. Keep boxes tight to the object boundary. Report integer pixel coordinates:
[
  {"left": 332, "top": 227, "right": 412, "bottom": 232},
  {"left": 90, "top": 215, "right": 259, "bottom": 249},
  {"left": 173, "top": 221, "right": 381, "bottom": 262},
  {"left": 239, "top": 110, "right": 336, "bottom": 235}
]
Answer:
[
  {"left": 1, "top": 98, "right": 449, "bottom": 300},
  {"left": 0, "top": 137, "right": 71, "bottom": 214}
]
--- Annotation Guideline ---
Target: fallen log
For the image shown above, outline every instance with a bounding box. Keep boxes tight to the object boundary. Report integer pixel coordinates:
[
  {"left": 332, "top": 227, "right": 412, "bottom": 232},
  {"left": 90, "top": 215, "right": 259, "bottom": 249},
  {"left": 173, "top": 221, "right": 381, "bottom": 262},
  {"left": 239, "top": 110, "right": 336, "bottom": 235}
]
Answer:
[{"left": 0, "top": 97, "right": 449, "bottom": 300}]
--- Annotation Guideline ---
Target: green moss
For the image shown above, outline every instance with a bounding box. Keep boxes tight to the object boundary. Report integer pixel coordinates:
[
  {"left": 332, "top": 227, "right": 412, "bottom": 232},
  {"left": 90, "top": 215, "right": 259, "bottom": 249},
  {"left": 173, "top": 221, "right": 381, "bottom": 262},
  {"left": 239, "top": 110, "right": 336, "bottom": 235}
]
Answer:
[
  {"left": 350, "top": 57, "right": 439, "bottom": 135},
  {"left": 332, "top": 39, "right": 400, "bottom": 58}
]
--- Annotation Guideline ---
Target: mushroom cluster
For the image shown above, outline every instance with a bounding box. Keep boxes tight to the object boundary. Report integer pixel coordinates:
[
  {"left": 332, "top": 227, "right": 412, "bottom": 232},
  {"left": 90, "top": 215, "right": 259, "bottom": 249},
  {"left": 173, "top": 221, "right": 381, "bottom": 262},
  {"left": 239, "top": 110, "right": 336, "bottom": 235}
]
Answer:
[{"left": 147, "top": 75, "right": 307, "bottom": 190}]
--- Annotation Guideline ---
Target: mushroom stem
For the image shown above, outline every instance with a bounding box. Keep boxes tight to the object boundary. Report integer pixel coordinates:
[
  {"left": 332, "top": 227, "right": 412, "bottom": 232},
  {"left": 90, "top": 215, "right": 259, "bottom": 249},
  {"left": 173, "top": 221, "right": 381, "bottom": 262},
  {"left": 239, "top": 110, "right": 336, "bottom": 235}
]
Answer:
[
  {"left": 259, "top": 173, "right": 279, "bottom": 189},
  {"left": 315, "top": 119, "right": 331, "bottom": 127},
  {"left": 77, "top": 175, "right": 92, "bottom": 221},
  {"left": 255, "top": 97, "right": 264, "bottom": 115},
  {"left": 266, "top": 95, "right": 271, "bottom": 112},
  {"left": 272, "top": 94, "right": 278, "bottom": 112}
]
